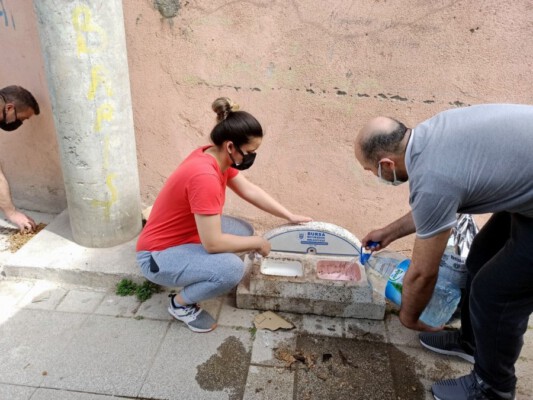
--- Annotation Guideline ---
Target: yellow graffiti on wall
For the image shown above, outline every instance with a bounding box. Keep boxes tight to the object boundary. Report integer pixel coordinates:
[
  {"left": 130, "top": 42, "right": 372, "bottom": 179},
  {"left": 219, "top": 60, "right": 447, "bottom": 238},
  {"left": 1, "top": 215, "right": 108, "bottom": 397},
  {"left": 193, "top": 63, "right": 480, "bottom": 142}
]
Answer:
[
  {"left": 87, "top": 65, "right": 113, "bottom": 100},
  {"left": 91, "top": 136, "right": 118, "bottom": 219},
  {"left": 90, "top": 172, "right": 118, "bottom": 219},
  {"left": 94, "top": 103, "right": 114, "bottom": 132},
  {"left": 72, "top": 4, "right": 118, "bottom": 219},
  {"left": 72, "top": 4, "right": 108, "bottom": 56}
]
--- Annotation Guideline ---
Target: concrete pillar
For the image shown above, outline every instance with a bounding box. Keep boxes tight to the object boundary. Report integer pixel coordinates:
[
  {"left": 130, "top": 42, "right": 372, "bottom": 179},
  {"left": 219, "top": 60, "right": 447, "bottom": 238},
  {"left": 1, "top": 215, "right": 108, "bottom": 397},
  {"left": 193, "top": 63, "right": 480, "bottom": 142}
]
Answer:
[{"left": 33, "top": 0, "right": 142, "bottom": 247}]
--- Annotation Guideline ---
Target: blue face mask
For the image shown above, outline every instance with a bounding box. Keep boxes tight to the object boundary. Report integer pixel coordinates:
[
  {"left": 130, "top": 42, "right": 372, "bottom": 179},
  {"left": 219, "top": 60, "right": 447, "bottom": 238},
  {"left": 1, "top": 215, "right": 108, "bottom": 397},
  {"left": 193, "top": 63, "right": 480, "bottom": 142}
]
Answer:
[{"left": 377, "top": 162, "right": 404, "bottom": 186}]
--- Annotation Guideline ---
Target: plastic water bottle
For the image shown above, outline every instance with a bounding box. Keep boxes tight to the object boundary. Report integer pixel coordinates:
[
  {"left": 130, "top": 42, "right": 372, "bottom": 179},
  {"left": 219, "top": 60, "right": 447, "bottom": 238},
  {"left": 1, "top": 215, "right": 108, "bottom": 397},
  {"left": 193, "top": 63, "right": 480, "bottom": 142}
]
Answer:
[
  {"left": 438, "top": 213, "right": 479, "bottom": 289},
  {"left": 438, "top": 243, "right": 467, "bottom": 288},
  {"left": 364, "top": 252, "right": 461, "bottom": 327}
]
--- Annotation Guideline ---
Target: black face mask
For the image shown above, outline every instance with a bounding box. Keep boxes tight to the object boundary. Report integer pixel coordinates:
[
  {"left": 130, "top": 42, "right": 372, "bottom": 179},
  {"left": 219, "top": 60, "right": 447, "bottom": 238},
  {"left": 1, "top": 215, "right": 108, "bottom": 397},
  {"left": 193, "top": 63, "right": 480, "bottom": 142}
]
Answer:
[
  {"left": 1, "top": 106, "right": 22, "bottom": 131},
  {"left": 230, "top": 145, "right": 256, "bottom": 170}
]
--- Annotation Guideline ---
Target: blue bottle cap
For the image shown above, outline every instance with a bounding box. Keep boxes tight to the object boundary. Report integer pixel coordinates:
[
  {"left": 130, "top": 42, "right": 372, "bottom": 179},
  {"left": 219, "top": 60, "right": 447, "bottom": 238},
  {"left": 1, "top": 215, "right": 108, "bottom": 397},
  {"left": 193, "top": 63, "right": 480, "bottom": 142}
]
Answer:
[{"left": 359, "top": 241, "right": 380, "bottom": 265}]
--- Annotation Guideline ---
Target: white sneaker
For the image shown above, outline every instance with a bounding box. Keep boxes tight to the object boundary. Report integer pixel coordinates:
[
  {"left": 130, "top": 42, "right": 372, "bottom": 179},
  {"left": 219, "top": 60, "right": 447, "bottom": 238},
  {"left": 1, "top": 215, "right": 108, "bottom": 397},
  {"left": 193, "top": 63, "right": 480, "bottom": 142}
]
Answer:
[{"left": 167, "top": 294, "right": 217, "bottom": 333}]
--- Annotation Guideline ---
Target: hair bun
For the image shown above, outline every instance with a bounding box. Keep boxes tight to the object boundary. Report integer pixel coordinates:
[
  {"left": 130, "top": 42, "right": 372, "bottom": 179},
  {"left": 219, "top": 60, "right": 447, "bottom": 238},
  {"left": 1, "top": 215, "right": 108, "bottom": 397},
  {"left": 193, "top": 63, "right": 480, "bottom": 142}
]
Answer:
[{"left": 212, "top": 97, "right": 240, "bottom": 122}]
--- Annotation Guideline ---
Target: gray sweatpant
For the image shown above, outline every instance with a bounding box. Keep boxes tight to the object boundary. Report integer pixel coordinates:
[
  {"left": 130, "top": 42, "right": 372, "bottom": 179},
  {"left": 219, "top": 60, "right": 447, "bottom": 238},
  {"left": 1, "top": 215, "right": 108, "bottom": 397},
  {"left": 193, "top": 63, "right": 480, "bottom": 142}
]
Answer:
[{"left": 136, "top": 216, "right": 253, "bottom": 304}]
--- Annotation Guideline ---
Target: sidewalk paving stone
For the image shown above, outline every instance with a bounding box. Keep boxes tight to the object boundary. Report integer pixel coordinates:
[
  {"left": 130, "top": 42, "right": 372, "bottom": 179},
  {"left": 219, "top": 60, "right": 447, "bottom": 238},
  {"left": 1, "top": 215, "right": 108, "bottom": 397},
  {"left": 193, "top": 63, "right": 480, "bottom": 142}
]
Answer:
[
  {"left": 242, "top": 365, "right": 294, "bottom": 400},
  {"left": 95, "top": 293, "right": 141, "bottom": 318},
  {"left": 250, "top": 329, "right": 297, "bottom": 367},
  {"left": 31, "top": 388, "right": 137, "bottom": 399},
  {"left": 384, "top": 313, "right": 421, "bottom": 347},
  {"left": 0, "top": 308, "right": 88, "bottom": 387},
  {"left": 17, "top": 281, "right": 67, "bottom": 311},
  {"left": 199, "top": 295, "right": 225, "bottom": 320},
  {"left": 38, "top": 314, "right": 168, "bottom": 397},
  {"left": 134, "top": 291, "right": 174, "bottom": 321},
  {"left": 344, "top": 317, "right": 387, "bottom": 342},
  {"left": 56, "top": 289, "right": 107, "bottom": 313},
  {"left": 139, "top": 325, "right": 253, "bottom": 400},
  {"left": 0, "top": 383, "right": 35, "bottom": 400},
  {"left": 218, "top": 295, "right": 259, "bottom": 329},
  {"left": 0, "top": 279, "right": 34, "bottom": 310},
  {"left": 301, "top": 314, "right": 344, "bottom": 337}
]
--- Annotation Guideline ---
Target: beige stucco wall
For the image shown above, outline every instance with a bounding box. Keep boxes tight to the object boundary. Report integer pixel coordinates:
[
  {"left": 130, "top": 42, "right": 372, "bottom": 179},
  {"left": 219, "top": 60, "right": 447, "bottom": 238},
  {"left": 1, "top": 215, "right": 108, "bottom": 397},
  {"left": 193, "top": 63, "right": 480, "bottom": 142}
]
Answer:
[
  {"left": 2, "top": 0, "right": 532, "bottom": 249},
  {"left": 0, "top": 0, "right": 65, "bottom": 213}
]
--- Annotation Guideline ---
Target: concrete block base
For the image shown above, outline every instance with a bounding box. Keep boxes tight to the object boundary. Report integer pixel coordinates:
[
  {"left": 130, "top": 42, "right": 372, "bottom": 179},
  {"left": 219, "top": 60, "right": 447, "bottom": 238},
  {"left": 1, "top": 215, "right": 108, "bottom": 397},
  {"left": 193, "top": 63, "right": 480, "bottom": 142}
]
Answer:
[
  {"left": 2, "top": 210, "right": 142, "bottom": 288},
  {"left": 236, "top": 252, "right": 386, "bottom": 320}
]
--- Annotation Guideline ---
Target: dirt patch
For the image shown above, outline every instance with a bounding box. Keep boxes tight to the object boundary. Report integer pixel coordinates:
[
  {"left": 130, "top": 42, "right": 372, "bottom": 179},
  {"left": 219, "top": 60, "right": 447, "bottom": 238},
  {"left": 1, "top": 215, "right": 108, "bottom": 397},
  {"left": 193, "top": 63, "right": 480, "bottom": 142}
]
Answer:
[
  {"left": 6, "top": 223, "right": 47, "bottom": 252},
  {"left": 196, "top": 336, "right": 250, "bottom": 400},
  {"left": 283, "top": 334, "right": 425, "bottom": 400},
  {"left": 388, "top": 345, "right": 426, "bottom": 400}
]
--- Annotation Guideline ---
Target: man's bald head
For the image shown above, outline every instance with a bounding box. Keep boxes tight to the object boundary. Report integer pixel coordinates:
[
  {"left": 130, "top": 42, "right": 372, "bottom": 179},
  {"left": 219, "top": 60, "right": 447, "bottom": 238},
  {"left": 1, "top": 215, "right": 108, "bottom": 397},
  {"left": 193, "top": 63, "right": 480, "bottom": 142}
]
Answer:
[{"left": 355, "top": 116, "right": 408, "bottom": 164}]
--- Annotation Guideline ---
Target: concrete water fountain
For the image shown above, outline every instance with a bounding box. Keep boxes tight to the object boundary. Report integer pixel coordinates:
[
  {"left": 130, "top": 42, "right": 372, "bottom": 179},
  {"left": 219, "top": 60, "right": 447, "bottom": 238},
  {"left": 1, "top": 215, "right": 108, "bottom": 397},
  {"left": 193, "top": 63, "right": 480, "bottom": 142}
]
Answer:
[{"left": 236, "top": 222, "right": 386, "bottom": 319}]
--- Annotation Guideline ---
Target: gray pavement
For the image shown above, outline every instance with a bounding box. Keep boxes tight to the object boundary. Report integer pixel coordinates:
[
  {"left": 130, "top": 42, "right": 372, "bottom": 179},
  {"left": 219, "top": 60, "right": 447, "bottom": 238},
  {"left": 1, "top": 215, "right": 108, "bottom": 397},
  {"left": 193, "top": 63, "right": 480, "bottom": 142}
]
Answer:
[{"left": 0, "top": 211, "right": 531, "bottom": 400}]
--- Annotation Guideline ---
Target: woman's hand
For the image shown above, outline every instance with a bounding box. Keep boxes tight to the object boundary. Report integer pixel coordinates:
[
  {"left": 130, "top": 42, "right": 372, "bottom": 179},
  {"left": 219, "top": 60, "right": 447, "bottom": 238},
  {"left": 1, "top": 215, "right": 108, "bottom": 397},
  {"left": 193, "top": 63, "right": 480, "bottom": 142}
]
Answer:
[
  {"left": 256, "top": 237, "right": 272, "bottom": 257},
  {"left": 287, "top": 213, "right": 313, "bottom": 224}
]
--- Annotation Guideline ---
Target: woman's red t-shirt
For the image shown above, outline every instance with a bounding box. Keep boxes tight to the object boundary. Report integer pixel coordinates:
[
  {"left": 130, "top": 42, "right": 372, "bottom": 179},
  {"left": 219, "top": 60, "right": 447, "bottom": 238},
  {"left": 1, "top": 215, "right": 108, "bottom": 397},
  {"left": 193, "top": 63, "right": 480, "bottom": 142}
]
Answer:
[{"left": 136, "top": 145, "right": 238, "bottom": 251}]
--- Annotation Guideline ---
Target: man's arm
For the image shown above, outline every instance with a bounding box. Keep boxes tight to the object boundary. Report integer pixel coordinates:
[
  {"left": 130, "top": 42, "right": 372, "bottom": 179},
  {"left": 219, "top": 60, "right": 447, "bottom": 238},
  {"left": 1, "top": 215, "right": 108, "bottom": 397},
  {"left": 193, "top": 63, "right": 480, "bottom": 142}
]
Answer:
[
  {"left": 361, "top": 211, "right": 416, "bottom": 249},
  {"left": 0, "top": 164, "right": 36, "bottom": 232},
  {"left": 399, "top": 228, "right": 452, "bottom": 331}
]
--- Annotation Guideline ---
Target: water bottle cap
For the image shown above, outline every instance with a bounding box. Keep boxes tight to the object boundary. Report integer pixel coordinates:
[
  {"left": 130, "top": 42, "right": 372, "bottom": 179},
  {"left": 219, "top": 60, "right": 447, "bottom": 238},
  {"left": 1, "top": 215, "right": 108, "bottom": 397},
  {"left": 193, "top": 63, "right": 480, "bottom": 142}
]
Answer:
[
  {"left": 359, "top": 241, "right": 380, "bottom": 265},
  {"left": 359, "top": 251, "right": 371, "bottom": 265}
]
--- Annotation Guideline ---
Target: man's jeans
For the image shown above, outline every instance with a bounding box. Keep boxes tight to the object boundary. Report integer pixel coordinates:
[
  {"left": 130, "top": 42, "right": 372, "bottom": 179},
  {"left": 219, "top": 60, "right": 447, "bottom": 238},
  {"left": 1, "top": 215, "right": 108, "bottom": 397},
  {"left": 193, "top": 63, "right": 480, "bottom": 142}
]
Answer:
[{"left": 460, "top": 212, "right": 533, "bottom": 392}]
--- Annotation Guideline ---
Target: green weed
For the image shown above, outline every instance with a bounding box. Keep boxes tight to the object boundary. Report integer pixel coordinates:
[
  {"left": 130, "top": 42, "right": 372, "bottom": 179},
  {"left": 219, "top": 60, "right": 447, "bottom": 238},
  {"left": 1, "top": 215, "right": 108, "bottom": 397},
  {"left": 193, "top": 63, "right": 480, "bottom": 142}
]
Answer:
[
  {"left": 115, "top": 279, "right": 162, "bottom": 302},
  {"left": 135, "top": 280, "right": 163, "bottom": 302},
  {"left": 116, "top": 279, "right": 137, "bottom": 296},
  {"left": 249, "top": 326, "right": 257, "bottom": 340}
]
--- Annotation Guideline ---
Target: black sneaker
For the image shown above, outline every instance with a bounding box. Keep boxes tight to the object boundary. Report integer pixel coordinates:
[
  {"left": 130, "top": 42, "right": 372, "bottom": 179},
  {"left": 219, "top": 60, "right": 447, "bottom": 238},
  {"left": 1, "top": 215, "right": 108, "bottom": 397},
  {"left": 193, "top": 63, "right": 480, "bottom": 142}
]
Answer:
[
  {"left": 432, "top": 371, "right": 515, "bottom": 400},
  {"left": 419, "top": 330, "right": 474, "bottom": 363}
]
